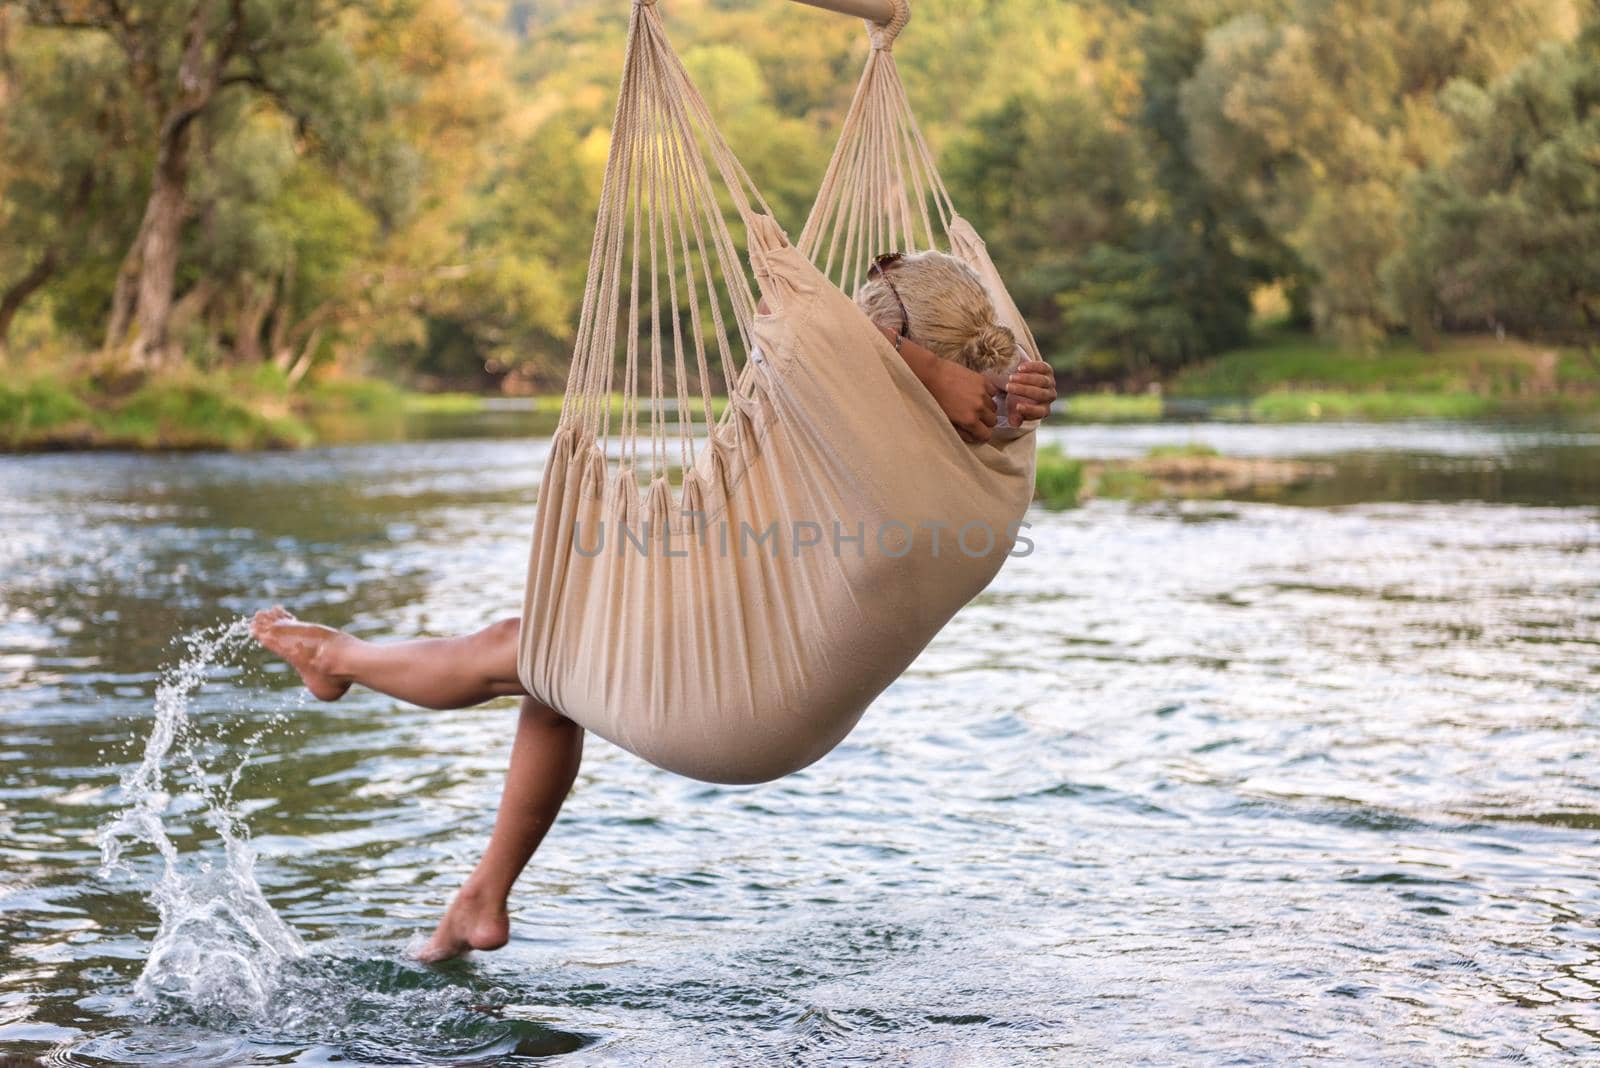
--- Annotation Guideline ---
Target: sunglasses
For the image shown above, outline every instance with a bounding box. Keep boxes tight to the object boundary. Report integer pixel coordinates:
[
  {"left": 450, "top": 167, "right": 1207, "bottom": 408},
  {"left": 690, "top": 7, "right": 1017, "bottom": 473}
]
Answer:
[{"left": 868, "top": 252, "right": 910, "bottom": 350}]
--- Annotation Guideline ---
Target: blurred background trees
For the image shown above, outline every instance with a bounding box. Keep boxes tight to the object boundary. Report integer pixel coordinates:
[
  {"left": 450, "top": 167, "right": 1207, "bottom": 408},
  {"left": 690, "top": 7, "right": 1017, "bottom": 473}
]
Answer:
[{"left": 0, "top": 0, "right": 1594, "bottom": 391}]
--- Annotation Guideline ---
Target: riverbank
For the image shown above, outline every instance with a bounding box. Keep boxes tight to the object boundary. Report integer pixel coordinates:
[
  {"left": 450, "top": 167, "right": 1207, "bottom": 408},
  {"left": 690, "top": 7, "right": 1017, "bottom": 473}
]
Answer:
[
  {"left": 1067, "top": 333, "right": 1600, "bottom": 423},
  {"left": 0, "top": 372, "right": 740, "bottom": 452},
  {"left": 1034, "top": 442, "right": 1334, "bottom": 508},
  {"left": 0, "top": 367, "right": 412, "bottom": 452}
]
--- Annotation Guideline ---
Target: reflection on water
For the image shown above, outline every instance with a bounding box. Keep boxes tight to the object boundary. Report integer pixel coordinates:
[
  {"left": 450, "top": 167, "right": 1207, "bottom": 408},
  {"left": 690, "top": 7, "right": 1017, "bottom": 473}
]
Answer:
[{"left": 1, "top": 418, "right": 1597, "bottom": 1064}]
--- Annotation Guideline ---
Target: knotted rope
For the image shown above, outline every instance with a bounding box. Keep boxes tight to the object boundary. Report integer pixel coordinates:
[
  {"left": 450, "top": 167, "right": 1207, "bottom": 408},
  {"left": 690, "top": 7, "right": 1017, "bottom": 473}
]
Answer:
[
  {"left": 561, "top": 0, "right": 773, "bottom": 482},
  {"left": 866, "top": 0, "right": 910, "bottom": 52},
  {"left": 798, "top": 0, "right": 955, "bottom": 298}
]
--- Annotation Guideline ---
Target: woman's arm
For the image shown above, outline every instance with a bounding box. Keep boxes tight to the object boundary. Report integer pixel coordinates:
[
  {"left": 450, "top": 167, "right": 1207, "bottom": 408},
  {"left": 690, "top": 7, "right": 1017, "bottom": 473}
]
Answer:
[
  {"left": 876, "top": 326, "right": 999, "bottom": 443},
  {"left": 877, "top": 326, "right": 1058, "bottom": 442}
]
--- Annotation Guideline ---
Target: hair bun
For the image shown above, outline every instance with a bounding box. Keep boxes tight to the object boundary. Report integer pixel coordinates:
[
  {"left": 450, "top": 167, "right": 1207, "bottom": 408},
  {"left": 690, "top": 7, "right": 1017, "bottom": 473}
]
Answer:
[{"left": 959, "top": 322, "right": 1016, "bottom": 373}]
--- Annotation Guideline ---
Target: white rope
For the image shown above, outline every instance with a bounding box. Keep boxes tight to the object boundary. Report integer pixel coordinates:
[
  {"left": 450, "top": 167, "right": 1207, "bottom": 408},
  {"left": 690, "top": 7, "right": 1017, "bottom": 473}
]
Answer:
[
  {"left": 561, "top": 0, "right": 770, "bottom": 475},
  {"left": 797, "top": 0, "right": 969, "bottom": 297}
]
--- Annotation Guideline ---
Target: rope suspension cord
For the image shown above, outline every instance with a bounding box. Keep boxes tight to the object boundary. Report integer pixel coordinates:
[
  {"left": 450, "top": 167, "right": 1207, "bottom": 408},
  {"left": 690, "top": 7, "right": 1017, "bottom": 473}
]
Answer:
[
  {"left": 559, "top": 0, "right": 776, "bottom": 483},
  {"left": 796, "top": 0, "right": 956, "bottom": 298}
]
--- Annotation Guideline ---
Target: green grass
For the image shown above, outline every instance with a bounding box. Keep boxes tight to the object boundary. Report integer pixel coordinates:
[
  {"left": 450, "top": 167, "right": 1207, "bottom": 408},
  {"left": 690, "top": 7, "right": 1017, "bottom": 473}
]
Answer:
[
  {"left": 11, "top": 328, "right": 1593, "bottom": 451},
  {"left": 1062, "top": 392, "right": 1163, "bottom": 422},
  {"left": 1091, "top": 465, "right": 1156, "bottom": 500},
  {"left": 529, "top": 392, "right": 731, "bottom": 420},
  {"left": 306, "top": 376, "right": 406, "bottom": 415},
  {"left": 401, "top": 391, "right": 487, "bottom": 415},
  {"left": 0, "top": 378, "right": 93, "bottom": 447},
  {"left": 1246, "top": 390, "right": 1498, "bottom": 422},
  {"left": 1170, "top": 332, "right": 1600, "bottom": 417},
  {"left": 1145, "top": 442, "right": 1220, "bottom": 459},
  {"left": 103, "top": 380, "right": 313, "bottom": 450},
  {"left": 1055, "top": 332, "right": 1600, "bottom": 425},
  {"left": 0, "top": 368, "right": 745, "bottom": 452}
]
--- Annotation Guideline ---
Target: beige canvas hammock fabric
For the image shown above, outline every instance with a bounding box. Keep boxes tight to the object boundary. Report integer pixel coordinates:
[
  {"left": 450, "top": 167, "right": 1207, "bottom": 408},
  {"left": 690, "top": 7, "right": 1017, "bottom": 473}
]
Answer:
[{"left": 517, "top": 0, "right": 1038, "bottom": 784}]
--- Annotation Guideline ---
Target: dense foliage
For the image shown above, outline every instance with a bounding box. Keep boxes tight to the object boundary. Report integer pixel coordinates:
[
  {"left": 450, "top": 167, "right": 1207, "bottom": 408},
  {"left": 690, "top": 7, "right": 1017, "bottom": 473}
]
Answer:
[{"left": 0, "top": 0, "right": 1594, "bottom": 390}]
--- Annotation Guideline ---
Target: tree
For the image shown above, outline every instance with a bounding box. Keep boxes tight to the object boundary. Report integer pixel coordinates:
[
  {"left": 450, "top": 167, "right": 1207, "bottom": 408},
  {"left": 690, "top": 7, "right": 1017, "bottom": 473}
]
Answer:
[
  {"left": 945, "top": 1, "right": 1273, "bottom": 384},
  {"left": 947, "top": 91, "right": 1138, "bottom": 371},
  {"left": 402, "top": 112, "right": 600, "bottom": 389},
  {"left": 0, "top": 9, "right": 146, "bottom": 356},
  {"left": 1106, "top": 0, "right": 1279, "bottom": 372},
  {"left": 3, "top": 0, "right": 1592, "bottom": 395},
  {"left": 17, "top": 0, "right": 375, "bottom": 369},
  {"left": 184, "top": 0, "right": 505, "bottom": 381},
  {"left": 1181, "top": 0, "right": 1579, "bottom": 345},
  {"left": 1389, "top": 19, "right": 1600, "bottom": 361}
]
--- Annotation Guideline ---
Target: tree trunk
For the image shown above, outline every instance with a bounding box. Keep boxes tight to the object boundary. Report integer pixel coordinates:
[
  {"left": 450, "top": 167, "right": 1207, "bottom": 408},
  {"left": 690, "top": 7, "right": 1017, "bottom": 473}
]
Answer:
[
  {"left": 268, "top": 256, "right": 297, "bottom": 368},
  {"left": 285, "top": 326, "right": 323, "bottom": 387},
  {"left": 131, "top": 165, "right": 187, "bottom": 362},
  {"left": 1580, "top": 300, "right": 1600, "bottom": 377},
  {"left": 233, "top": 278, "right": 274, "bottom": 364},
  {"left": 125, "top": 145, "right": 192, "bottom": 370},
  {"left": 102, "top": 0, "right": 227, "bottom": 372},
  {"left": 102, "top": 224, "right": 145, "bottom": 359},
  {"left": 0, "top": 247, "right": 58, "bottom": 357},
  {"left": 167, "top": 277, "right": 217, "bottom": 341}
]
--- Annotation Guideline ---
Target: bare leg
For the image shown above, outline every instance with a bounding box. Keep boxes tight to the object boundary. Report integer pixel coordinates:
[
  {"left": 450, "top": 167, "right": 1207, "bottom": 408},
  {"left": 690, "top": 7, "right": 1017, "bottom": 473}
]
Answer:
[
  {"left": 250, "top": 606, "right": 525, "bottom": 709},
  {"left": 251, "top": 609, "right": 578, "bottom": 960},
  {"left": 416, "top": 696, "right": 583, "bottom": 962}
]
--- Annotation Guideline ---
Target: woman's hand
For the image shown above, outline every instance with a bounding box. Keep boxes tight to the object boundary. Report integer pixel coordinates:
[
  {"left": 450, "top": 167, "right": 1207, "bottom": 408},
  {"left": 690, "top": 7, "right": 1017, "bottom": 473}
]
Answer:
[
  {"left": 929, "top": 359, "right": 1000, "bottom": 443},
  {"left": 1004, "top": 360, "right": 1057, "bottom": 424},
  {"left": 877, "top": 325, "right": 998, "bottom": 442}
]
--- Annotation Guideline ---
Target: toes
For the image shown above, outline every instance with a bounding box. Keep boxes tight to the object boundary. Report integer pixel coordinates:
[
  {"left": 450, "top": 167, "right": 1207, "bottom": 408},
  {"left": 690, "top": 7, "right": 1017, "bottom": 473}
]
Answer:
[
  {"left": 413, "top": 938, "right": 466, "bottom": 964},
  {"left": 251, "top": 606, "right": 293, "bottom": 637}
]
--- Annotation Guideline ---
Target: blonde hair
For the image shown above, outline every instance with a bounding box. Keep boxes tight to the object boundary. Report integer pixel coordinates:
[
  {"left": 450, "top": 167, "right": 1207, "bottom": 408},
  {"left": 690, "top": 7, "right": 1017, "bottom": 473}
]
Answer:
[{"left": 855, "top": 250, "right": 1017, "bottom": 373}]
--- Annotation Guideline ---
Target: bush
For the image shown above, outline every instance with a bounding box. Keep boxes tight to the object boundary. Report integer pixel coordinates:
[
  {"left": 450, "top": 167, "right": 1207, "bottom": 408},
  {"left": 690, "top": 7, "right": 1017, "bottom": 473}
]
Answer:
[{"left": 1034, "top": 444, "right": 1085, "bottom": 509}]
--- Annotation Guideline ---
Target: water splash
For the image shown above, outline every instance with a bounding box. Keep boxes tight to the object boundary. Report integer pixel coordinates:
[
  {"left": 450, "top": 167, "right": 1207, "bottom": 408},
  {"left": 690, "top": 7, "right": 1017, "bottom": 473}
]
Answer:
[
  {"left": 98, "top": 618, "right": 307, "bottom": 1026},
  {"left": 87, "top": 619, "right": 584, "bottom": 1061}
]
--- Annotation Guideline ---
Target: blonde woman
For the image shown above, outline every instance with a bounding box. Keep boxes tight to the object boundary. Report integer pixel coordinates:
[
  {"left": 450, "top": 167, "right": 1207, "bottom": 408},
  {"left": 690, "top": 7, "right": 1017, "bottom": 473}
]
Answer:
[
  {"left": 252, "top": 250, "right": 1056, "bottom": 961},
  {"left": 855, "top": 249, "right": 1046, "bottom": 439}
]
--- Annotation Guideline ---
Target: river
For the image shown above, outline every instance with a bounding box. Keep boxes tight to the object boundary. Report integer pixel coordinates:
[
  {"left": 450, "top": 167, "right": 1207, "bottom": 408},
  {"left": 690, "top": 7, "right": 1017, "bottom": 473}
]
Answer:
[{"left": 1, "top": 417, "right": 1597, "bottom": 1064}]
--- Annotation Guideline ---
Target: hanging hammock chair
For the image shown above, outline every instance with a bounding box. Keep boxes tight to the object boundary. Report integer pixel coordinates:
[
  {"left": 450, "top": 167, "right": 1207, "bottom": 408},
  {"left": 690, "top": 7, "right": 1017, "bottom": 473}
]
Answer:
[{"left": 517, "top": 0, "right": 1039, "bottom": 785}]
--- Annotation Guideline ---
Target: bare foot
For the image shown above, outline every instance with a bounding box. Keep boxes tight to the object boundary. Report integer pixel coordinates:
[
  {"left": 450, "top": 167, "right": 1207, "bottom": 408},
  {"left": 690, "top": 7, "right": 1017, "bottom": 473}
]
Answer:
[
  {"left": 414, "top": 882, "right": 511, "bottom": 963},
  {"left": 250, "top": 606, "right": 354, "bottom": 701}
]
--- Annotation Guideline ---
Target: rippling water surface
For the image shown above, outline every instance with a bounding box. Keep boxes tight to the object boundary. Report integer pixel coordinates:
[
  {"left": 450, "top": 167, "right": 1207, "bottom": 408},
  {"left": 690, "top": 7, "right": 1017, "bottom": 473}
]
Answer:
[{"left": 1, "top": 419, "right": 1597, "bottom": 1065}]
